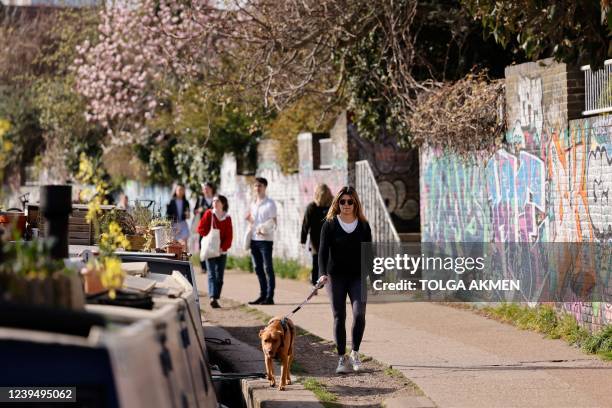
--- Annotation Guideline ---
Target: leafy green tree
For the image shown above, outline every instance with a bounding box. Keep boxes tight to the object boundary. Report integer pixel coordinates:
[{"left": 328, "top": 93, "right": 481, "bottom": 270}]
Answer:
[
  {"left": 0, "top": 7, "right": 104, "bottom": 182},
  {"left": 462, "top": 0, "right": 611, "bottom": 67},
  {"left": 136, "top": 80, "right": 262, "bottom": 190}
]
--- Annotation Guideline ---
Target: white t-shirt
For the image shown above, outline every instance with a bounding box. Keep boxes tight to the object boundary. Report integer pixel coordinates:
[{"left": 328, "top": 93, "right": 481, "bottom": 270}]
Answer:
[
  {"left": 250, "top": 197, "right": 277, "bottom": 241},
  {"left": 337, "top": 216, "right": 358, "bottom": 233}
]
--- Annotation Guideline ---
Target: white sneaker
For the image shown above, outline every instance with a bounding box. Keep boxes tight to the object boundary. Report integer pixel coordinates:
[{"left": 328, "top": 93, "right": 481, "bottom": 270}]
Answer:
[
  {"left": 350, "top": 350, "right": 362, "bottom": 372},
  {"left": 336, "top": 355, "right": 351, "bottom": 374}
]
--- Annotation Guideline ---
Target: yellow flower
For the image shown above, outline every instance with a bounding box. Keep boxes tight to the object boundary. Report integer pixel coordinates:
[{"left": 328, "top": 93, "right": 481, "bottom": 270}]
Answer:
[
  {"left": 2, "top": 140, "right": 12, "bottom": 153},
  {"left": 77, "top": 153, "right": 94, "bottom": 182},
  {"left": 108, "top": 221, "right": 121, "bottom": 236},
  {"left": 0, "top": 119, "right": 10, "bottom": 136},
  {"left": 86, "top": 197, "right": 102, "bottom": 224},
  {"left": 100, "top": 257, "right": 124, "bottom": 299}
]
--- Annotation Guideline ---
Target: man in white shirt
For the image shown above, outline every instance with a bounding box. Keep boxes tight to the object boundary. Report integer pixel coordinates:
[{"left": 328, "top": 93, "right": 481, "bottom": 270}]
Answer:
[{"left": 246, "top": 177, "right": 277, "bottom": 305}]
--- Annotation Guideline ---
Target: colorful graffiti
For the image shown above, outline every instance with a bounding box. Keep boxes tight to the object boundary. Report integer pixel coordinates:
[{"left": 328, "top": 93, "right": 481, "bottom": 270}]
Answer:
[
  {"left": 486, "top": 149, "right": 547, "bottom": 242},
  {"left": 420, "top": 71, "right": 612, "bottom": 329},
  {"left": 420, "top": 149, "right": 490, "bottom": 242},
  {"left": 347, "top": 122, "right": 420, "bottom": 229},
  {"left": 508, "top": 77, "right": 543, "bottom": 147}
]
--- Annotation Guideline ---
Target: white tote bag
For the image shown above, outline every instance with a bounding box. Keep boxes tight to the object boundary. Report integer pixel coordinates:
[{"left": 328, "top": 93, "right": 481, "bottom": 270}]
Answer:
[
  {"left": 243, "top": 225, "right": 253, "bottom": 251},
  {"left": 200, "top": 213, "right": 221, "bottom": 261}
]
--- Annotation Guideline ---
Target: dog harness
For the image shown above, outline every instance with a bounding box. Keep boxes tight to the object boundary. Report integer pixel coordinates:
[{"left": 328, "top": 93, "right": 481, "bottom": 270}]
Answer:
[{"left": 279, "top": 317, "right": 288, "bottom": 331}]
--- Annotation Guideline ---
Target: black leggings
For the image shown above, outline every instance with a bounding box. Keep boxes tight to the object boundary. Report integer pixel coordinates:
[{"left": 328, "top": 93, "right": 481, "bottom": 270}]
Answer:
[{"left": 327, "top": 275, "right": 366, "bottom": 356}]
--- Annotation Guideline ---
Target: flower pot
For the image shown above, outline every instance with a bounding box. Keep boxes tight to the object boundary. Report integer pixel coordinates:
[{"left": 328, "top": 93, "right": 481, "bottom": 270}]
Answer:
[
  {"left": 165, "top": 241, "right": 184, "bottom": 257},
  {"left": 0, "top": 271, "right": 84, "bottom": 309},
  {"left": 81, "top": 266, "right": 106, "bottom": 296},
  {"left": 151, "top": 226, "right": 171, "bottom": 249},
  {"left": 0, "top": 210, "right": 26, "bottom": 240},
  {"left": 126, "top": 235, "right": 146, "bottom": 251}
]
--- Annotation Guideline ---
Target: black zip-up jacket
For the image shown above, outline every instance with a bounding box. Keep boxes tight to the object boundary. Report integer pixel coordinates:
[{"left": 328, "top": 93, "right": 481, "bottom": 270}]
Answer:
[
  {"left": 166, "top": 198, "right": 190, "bottom": 223},
  {"left": 300, "top": 202, "right": 329, "bottom": 253},
  {"left": 194, "top": 195, "right": 213, "bottom": 216},
  {"left": 318, "top": 217, "right": 372, "bottom": 277}
]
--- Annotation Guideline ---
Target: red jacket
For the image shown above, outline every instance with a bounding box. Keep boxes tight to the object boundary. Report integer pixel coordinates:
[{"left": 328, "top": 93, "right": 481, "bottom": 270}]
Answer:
[{"left": 197, "top": 209, "right": 233, "bottom": 252}]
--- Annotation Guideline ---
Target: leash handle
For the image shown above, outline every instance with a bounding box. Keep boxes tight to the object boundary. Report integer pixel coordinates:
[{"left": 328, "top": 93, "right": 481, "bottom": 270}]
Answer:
[{"left": 284, "top": 282, "right": 323, "bottom": 319}]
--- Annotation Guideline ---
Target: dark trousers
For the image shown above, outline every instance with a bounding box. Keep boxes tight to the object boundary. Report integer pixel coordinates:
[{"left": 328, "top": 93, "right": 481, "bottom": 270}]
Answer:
[
  {"left": 206, "top": 254, "right": 227, "bottom": 299},
  {"left": 251, "top": 240, "right": 275, "bottom": 300},
  {"left": 311, "top": 253, "right": 319, "bottom": 286},
  {"left": 327, "top": 274, "right": 366, "bottom": 355}
]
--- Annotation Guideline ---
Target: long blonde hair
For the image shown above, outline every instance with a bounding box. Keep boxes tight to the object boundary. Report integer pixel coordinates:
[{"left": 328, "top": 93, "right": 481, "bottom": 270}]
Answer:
[
  {"left": 314, "top": 183, "right": 333, "bottom": 207},
  {"left": 325, "top": 186, "right": 367, "bottom": 222}
]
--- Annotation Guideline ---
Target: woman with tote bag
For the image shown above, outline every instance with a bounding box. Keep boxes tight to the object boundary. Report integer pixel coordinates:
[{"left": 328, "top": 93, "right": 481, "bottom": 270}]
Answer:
[{"left": 197, "top": 195, "right": 233, "bottom": 308}]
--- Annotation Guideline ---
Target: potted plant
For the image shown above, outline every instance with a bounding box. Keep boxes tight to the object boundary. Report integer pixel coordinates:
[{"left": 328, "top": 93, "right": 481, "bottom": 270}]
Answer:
[
  {"left": 164, "top": 239, "right": 184, "bottom": 257},
  {"left": 0, "top": 239, "right": 84, "bottom": 309},
  {"left": 149, "top": 217, "right": 172, "bottom": 249},
  {"left": 130, "top": 203, "right": 153, "bottom": 235},
  {"left": 128, "top": 204, "right": 154, "bottom": 251},
  {"left": 81, "top": 221, "right": 130, "bottom": 298}
]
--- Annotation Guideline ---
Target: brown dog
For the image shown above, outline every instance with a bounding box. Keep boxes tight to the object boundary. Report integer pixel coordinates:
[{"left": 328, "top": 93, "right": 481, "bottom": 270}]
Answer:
[{"left": 259, "top": 317, "right": 296, "bottom": 390}]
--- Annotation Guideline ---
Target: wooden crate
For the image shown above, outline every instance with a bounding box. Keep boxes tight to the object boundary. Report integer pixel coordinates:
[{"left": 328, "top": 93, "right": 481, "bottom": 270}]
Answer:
[{"left": 28, "top": 203, "right": 117, "bottom": 245}]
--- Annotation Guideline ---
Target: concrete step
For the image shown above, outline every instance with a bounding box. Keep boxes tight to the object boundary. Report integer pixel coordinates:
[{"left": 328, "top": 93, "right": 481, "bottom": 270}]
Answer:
[
  {"left": 203, "top": 324, "right": 323, "bottom": 408},
  {"left": 399, "top": 233, "right": 421, "bottom": 242}
]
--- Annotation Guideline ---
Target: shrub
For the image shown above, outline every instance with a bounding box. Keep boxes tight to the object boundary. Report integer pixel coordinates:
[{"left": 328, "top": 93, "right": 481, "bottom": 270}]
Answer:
[{"left": 226, "top": 255, "right": 253, "bottom": 272}]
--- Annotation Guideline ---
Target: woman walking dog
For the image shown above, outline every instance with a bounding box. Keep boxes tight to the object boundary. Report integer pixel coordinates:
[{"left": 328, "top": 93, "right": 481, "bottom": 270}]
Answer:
[{"left": 317, "top": 186, "right": 372, "bottom": 374}]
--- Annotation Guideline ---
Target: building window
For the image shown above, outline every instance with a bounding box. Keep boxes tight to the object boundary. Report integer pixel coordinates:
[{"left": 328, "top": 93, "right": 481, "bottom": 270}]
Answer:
[{"left": 319, "top": 138, "right": 332, "bottom": 169}]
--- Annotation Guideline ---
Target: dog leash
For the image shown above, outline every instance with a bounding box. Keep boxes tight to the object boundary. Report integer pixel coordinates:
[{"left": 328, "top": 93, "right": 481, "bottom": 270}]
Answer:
[{"left": 282, "top": 279, "right": 326, "bottom": 322}]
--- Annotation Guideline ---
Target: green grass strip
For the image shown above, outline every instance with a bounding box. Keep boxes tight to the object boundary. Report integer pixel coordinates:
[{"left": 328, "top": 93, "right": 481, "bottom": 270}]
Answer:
[
  {"left": 481, "top": 303, "right": 611, "bottom": 359},
  {"left": 302, "top": 377, "right": 338, "bottom": 407}
]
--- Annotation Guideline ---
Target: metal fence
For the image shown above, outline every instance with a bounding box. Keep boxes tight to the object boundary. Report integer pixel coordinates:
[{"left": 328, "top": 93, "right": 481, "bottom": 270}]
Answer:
[
  {"left": 582, "top": 59, "right": 612, "bottom": 115},
  {"left": 355, "top": 160, "right": 400, "bottom": 243}
]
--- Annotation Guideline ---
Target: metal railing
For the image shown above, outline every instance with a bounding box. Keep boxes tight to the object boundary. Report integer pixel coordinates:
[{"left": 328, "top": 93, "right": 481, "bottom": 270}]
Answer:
[
  {"left": 582, "top": 59, "right": 612, "bottom": 115},
  {"left": 355, "top": 160, "right": 400, "bottom": 243}
]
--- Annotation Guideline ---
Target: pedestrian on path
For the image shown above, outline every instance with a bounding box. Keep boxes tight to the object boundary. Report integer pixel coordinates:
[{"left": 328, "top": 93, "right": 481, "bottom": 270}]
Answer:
[
  {"left": 166, "top": 183, "right": 191, "bottom": 245},
  {"left": 193, "top": 182, "right": 216, "bottom": 273},
  {"left": 246, "top": 177, "right": 278, "bottom": 305},
  {"left": 197, "top": 195, "right": 233, "bottom": 308},
  {"left": 317, "top": 186, "right": 372, "bottom": 374},
  {"left": 300, "top": 183, "right": 333, "bottom": 291}
]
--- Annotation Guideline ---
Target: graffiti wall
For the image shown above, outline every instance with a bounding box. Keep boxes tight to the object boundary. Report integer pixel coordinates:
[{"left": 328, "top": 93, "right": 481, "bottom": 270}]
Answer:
[
  {"left": 345, "top": 113, "right": 420, "bottom": 232},
  {"left": 421, "top": 60, "right": 610, "bottom": 330}
]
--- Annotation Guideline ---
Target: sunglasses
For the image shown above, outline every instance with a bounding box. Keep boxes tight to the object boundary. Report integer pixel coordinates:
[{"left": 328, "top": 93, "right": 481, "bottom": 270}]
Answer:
[{"left": 339, "top": 199, "right": 354, "bottom": 206}]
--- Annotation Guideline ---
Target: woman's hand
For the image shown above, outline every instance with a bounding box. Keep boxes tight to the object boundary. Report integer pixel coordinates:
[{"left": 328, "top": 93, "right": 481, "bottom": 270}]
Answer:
[{"left": 316, "top": 275, "right": 328, "bottom": 288}]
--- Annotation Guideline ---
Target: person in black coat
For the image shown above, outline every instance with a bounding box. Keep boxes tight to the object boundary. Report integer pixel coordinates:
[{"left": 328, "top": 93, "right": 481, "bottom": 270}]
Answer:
[
  {"left": 317, "top": 186, "right": 372, "bottom": 375},
  {"left": 300, "top": 183, "right": 333, "bottom": 287},
  {"left": 166, "top": 183, "right": 190, "bottom": 243},
  {"left": 194, "top": 182, "right": 216, "bottom": 216}
]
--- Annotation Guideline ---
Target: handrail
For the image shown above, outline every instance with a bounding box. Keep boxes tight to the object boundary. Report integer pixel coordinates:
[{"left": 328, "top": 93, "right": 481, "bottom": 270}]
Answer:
[
  {"left": 355, "top": 160, "right": 401, "bottom": 243},
  {"left": 581, "top": 60, "right": 612, "bottom": 115}
]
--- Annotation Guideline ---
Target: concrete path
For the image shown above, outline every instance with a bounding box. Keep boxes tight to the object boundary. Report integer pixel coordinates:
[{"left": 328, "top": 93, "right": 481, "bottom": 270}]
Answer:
[{"left": 199, "top": 269, "right": 612, "bottom": 408}]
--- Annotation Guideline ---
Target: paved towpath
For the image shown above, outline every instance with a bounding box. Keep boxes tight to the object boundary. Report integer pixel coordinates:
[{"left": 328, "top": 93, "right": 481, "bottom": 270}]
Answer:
[{"left": 199, "top": 269, "right": 612, "bottom": 408}]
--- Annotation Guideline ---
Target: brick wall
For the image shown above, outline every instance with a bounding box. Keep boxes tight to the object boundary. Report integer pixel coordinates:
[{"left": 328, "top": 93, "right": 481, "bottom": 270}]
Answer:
[
  {"left": 221, "top": 135, "right": 348, "bottom": 264},
  {"left": 420, "top": 59, "right": 611, "bottom": 331}
]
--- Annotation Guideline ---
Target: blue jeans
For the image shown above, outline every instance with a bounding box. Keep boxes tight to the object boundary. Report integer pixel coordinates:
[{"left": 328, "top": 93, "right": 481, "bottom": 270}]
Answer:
[
  {"left": 206, "top": 254, "right": 227, "bottom": 299},
  {"left": 250, "top": 240, "right": 275, "bottom": 300}
]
